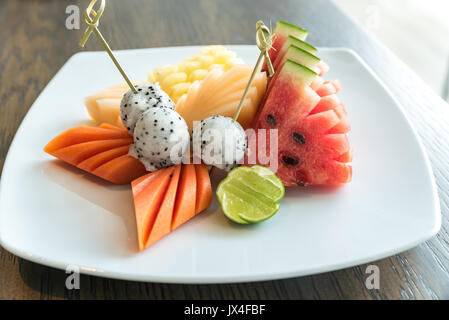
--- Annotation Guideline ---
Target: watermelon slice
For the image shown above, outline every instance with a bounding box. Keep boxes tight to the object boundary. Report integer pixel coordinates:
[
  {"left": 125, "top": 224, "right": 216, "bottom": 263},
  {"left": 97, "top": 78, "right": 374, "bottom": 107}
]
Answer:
[
  {"left": 44, "top": 124, "right": 146, "bottom": 184},
  {"left": 262, "top": 21, "right": 331, "bottom": 79},
  {"left": 262, "top": 21, "right": 308, "bottom": 73},
  {"left": 267, "top": 45, "right": 321, "bottom": 94},
  {"left": 131, "top": 163, "right": 212, "bottom": 250},
  {"left": 271, "top": 36, "right": 318, "bottom": 76},
  {"left": 246, "top": 60, "right": 352, "bottom": 186}
]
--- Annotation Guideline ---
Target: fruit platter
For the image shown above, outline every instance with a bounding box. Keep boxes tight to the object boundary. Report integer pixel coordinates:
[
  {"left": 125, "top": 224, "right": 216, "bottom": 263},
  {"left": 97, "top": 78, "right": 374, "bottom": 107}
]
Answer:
[{"left": 0, "top": 1, "right": 440, "bottom": 283}]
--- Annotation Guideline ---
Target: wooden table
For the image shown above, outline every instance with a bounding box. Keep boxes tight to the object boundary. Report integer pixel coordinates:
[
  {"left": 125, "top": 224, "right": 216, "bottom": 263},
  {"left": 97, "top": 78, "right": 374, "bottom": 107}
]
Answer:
[{"left": 1, "top": 0, "right": 448, "bottom": 300}]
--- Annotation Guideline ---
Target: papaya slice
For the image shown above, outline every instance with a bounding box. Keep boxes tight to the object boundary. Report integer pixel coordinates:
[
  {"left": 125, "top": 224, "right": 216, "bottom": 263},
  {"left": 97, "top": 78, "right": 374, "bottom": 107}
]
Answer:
[
  {"left": 130, "top": 163, "right": 212, "bottom": 250},
  {"left": 131, "top": 167, "right": 173, "bottom": 250},
  {"left": 44, "top": 126, "right": 130, "bottom": 153},
  {"left": 195, "top": 163, "right": 212, "bottom": 214},
  {"left": 51, "top": 138, "right": 132, "bottom": 166},
  {"left": 93, "top": 154, "right": 146, "bottom": 184},
  {"left": 145, "top": 164, "right": 182, "bottom": 249},
  {"left": 99, "top": 123, "right": 127, "bottom": 132},
  {"left": 171, "top": 164, "right": 197, "bottom": 231},
  {"left": 77, "top": 145, "right": 129, "bottom": 171},
  {"left": 44, "top": 125, "right": 146, "bottom": 184}
]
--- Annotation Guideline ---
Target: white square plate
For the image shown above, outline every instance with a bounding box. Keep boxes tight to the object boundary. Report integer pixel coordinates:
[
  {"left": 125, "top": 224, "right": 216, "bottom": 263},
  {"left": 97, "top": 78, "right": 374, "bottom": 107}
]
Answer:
[{"left": 0, "top": 46, "right": 441, "bottom": 283}]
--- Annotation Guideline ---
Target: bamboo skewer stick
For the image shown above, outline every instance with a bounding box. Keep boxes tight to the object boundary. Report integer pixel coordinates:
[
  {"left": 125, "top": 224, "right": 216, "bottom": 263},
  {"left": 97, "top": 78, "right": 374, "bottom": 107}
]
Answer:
[
  {"left": 209, "top": 21, "right": 275, "bottom": 176},
  {"left": 233, "top": 21, "right": 275, "bottom": 122},
  {"left": 79, "top": 0, "right": 137, "bottom": 93}
]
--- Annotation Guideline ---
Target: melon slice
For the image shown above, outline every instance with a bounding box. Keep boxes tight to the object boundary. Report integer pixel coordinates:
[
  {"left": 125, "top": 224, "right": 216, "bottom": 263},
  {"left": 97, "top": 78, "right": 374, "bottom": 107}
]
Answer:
[
  {"left": 131, "top": 163, "right": 212, "bottom": 250},
  {"left": 175, "top": 65, "right": 267, "bottom": 130},
  {"left": 84, "top": 82, "right": 145, "bottom": 127},
  {"left": 44, "top": 125, "right": 146, "bottom": 184},
  {"left": 246, "top": 60, "right": 352, "bottom": 186}
]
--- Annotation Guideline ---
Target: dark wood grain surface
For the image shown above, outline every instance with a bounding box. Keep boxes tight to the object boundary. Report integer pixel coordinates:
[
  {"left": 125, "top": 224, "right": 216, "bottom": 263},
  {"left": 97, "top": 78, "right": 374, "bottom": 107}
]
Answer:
[{"left": 1, "top": 0, "right": 448, "bottom": 300}]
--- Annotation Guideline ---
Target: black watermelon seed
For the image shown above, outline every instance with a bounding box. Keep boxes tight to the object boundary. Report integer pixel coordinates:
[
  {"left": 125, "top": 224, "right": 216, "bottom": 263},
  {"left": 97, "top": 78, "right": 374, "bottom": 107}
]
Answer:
[
  {"left": 282, "top": 156, "right": 299, "bottom": 166},
  {"left": 298, "top": 181, "right": 307, "bottom": 187},
  {"left": 266, "top": 114, "right": 276, "bottom": 126},
  {"left": 292, "top": 132, "right": 306, "bottom": 144}
]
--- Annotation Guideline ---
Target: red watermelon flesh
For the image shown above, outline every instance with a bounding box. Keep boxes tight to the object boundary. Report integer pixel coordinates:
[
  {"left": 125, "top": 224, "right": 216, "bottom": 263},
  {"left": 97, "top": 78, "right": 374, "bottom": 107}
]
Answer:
[
  {"left": 265, "top": 45, "right": 321, "bottom": 103},
  {"left": 317, "top": 60, "right": 330, "bottom": 76},
  {"left": 246, "top": 60, "right": 352, "bottom": 186}
]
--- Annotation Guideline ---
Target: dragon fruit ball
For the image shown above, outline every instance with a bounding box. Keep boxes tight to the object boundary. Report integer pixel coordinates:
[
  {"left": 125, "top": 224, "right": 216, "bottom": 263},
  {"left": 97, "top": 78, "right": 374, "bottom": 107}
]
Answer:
[
  {"left": 192, "top": 115, "right": 247, "bottom": 171},
  {"left": 129, "top": 106, "right": 190, "bottom": 172},
  {"left": 120, "top": 83, "right": 175, "bottom": 133}
]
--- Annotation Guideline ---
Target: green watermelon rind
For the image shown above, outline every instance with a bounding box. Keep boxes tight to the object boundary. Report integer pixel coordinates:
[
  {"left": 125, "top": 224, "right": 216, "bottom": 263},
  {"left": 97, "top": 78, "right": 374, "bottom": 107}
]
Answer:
[
  {"left": 282, "top": 60, "right": 317, "bottom": 86},
  {"left": 275, "top": 20, "right": 308, "bottom": 41},
  {"left": 284, "top": 45, "right": 321, "bottom": 70},
  {"left": 284, "top": 35, "right": 318, "bottom": 54}
]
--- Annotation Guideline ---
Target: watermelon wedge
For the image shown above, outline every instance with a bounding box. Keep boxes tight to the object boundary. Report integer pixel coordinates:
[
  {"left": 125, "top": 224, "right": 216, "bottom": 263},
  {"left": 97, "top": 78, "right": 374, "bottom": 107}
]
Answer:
[
  {"left": 262, "top": 21, "right": 308, "bottom": 73},
  {"left": 266, "top": 45, "right": 321, "bottom": 96},
  {"left": 131, "top": 163, "right": 212, "bottom": 250},
  {"left": 271, "top": 36, "right": 318, "bottom": 77},
  {"left": 44, "top": 124, "right": 146, "bottom": 184},
  {"left": 262, "top": 20, "right": 331, "bottom": 79},
  {"left": 246, "top": 60, "right": 352, "bottom": 186}
]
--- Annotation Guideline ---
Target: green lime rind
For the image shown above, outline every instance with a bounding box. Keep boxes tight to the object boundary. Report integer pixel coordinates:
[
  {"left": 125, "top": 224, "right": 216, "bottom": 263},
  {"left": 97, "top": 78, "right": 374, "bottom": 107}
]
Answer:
[{"left": 216, "top": 165, "right": 285, "bottom": 224}]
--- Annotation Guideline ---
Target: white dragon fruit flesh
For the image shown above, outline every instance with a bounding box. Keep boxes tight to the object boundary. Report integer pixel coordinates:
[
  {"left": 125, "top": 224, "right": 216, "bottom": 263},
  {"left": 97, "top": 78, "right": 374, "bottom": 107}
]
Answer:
[
  {"left": 192, "top": 115, "right": 247, "bottom": 171},
  {"left": 129, "top": 106, "right": 190, "bottom": 172},
  {"left": 120, "top": 83, "right": 175, "bottom": 134}
]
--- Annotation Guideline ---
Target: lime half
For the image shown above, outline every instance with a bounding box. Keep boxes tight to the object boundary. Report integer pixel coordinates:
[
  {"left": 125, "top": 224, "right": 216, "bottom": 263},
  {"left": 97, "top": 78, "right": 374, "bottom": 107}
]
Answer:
[{"left": 216, "top": 165, "right": 285, "bottom": 224}]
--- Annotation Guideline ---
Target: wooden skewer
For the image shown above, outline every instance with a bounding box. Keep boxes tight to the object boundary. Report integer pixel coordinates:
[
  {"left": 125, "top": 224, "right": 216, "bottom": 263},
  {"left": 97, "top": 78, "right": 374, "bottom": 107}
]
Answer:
[
  {"left": 209, "top": 21, "right": 275, "bottom": 177},
  {"left": 232, "top": 20, "right": 275, "bottom": 122},
  {"left": 79, "top": 0, "right": 137, "bottom": 93}
]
